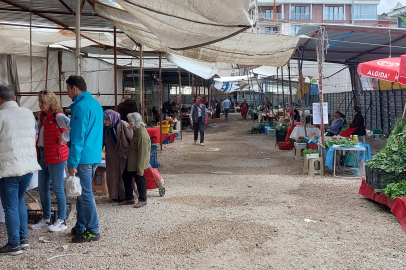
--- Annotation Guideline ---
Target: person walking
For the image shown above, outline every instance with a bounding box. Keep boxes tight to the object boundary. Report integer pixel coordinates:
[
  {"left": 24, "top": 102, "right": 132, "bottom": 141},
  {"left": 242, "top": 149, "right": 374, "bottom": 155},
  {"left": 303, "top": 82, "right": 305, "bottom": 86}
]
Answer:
[
  {"left": 66, "top": 76, "right": 103, "bottom": 243},
  {"left": 117, "top": 94, "right": 137, "bottom": 123},
  {"left": 222, "top": 97, "right": 231, "bottom": 121},
  {"left": 0, "top": 85, "right": 41, "bottom": 255},
  {"left": 121, "top": 112, "right": 151, "bottom": 208},
  {"left": 103, "top": 109, "right": 133, "bottom": 202},
  {"left": 190, "top": 96, "right": 207, "bottom": 146},
  {"left": 240, "top": 99, "right": 249, "bottom": 120},
  {"left": 31, "top": 90, "right": 70, "bottom": 232},
  {"left": 215, "top": 98, "right": 221, "bottom": 118}
]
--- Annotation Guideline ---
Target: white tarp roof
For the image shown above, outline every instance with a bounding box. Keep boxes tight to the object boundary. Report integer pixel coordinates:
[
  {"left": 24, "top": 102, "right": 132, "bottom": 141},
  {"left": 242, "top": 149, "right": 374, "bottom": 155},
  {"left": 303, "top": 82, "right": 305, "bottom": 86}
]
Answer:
[
  {"left": 213, "top": 74, "right": 254, "bottom": 82},
  {"left": 94, "top": 0, "right": 301, "bottom": 66},
  {"left": 115, "top": 0, "right": 252, "bottom": 50},
  {"left": 0, "top": 51, "right": 122, "bottom": 111},
  {"left": 252, "top": 65, "right": 297, "bottom": 77}
]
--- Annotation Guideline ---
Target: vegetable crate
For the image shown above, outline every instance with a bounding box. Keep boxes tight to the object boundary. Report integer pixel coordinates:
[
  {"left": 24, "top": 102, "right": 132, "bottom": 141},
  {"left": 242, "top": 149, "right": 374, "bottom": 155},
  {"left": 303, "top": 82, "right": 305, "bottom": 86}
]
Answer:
[
  {"left": 275, "top": 130, "right": 287, "bottom": 143},
  {"left": 28, "top": 203, "right": 72, "bottom": 224},
  {"left": 366, "top": 167, "right": 406, "bottom": 190}
]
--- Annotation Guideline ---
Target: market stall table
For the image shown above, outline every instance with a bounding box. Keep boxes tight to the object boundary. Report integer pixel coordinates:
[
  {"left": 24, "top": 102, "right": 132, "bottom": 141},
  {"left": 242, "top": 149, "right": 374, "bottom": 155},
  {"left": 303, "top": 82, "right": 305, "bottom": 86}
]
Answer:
[{"left": 289, "top": 126, "right": 321, "bottom": 140}]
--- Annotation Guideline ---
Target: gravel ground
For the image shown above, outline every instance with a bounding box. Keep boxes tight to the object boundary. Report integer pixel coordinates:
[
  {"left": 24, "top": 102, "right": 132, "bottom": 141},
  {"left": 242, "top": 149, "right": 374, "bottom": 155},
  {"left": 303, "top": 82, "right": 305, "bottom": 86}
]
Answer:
[{"left": 1, "top": 113, "right": 405, "bottom": 269}]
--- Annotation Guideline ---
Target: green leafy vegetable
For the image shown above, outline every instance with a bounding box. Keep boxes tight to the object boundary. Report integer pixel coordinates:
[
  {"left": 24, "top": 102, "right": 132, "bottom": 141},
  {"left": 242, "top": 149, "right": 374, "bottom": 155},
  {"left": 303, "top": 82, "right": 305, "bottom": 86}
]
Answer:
[
  {"left": 296, "top": 139, "right": 306, "bottom": 143},
  {"left": 325, "top": 138, "right": 357, "bottom": 149},
  {"left": 367, "top": 118, "right": 406, "bottom": 175},
  {"left": 303, "top": 149, "right": 319, "bottom": 155},
  {"left": 384, "top": 181, "right": 406, "bottom": 200}
]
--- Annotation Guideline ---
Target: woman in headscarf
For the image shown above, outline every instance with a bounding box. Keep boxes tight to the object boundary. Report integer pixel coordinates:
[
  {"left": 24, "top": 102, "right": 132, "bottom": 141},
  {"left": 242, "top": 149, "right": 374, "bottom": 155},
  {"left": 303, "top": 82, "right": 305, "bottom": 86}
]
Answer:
[
  {"left": 103, "top": 109, "right": 133, "bottom": 202},
  {"left": 121, "top": 112, "right": 151, "bottom": 208}
]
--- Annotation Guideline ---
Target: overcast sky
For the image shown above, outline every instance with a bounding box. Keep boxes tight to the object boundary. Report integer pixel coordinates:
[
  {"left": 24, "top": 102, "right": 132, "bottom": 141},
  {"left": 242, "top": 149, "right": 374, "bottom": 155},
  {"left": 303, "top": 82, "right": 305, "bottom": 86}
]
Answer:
[{"left": 378, "top": 0, "right": 406, "bottom": 14}]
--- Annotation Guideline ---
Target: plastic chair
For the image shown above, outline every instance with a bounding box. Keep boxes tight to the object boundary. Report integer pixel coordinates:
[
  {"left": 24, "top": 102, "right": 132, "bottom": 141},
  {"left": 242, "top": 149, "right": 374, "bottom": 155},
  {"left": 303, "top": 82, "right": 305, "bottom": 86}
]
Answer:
[
  {"left": 308, "top": 158, "right": 322, "bottom": 175},
  {"left": 294, "top": 146, "right": 306, "bottom": 160}
]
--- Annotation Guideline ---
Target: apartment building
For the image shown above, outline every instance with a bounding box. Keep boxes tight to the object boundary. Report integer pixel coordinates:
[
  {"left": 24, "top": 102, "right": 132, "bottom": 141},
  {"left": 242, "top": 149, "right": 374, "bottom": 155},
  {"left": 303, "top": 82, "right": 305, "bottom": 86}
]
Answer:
[{"left": 251, "top": 0, "right": 383, "bottom": 35}]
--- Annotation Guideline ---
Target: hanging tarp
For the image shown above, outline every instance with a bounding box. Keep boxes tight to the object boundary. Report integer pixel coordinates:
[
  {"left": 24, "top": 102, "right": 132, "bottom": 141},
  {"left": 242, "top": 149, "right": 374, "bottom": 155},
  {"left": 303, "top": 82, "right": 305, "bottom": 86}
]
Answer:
[
  {"left": 212, "top": 80, "right": 241, "bottom": 93},
  {"left": 213, "top": 74, "right": 253, "bottom": 82},
  {"left": 93, "top": 0, "right": 301, "bottom": 66},
  {"left": 115, "top": 0, "right": 252, "bottom": 50},
  {"left": 252, "top": 65, "right": 297, "bottom": 77},
  {"left": 165, "top": 53, "right": 220, "bottom": 79},
  {"left": 0, "top": 37, "right": 47, "bottom": 58}
]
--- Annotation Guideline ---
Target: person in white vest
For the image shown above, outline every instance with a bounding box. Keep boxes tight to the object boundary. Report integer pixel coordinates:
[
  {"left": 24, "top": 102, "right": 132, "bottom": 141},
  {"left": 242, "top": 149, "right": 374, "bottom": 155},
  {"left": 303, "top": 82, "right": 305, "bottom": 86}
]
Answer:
[{"left": 0, "top": 85, "right": 41, "bottom": 256}]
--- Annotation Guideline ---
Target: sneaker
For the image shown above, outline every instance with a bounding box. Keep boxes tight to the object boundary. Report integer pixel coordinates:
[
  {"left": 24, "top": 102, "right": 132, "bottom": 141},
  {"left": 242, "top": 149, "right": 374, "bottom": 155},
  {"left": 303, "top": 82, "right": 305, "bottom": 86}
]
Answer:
[
  {"left": 134, "top": 201, "right": 147, "bottom": 208},
  {"left": 72, "top": 230, "right": 100, "bottom": 243},
  {"left": 71, "top": 227, "right": 78, "bottom": 236},
  {"left": 200, "top": 142, "right": 204, "bottom": 146},
  {"left": 119, "top": 200, "right": 135, "bottom": 205},
  {"left": 194, "top": 140, "right": 197, "bottom": 144},
  {"left": 48, "top": 219, "right": 67, "bottom": 232},
  {"left": 0, "top": 243, "right": 22, "bottom": 256},
  {"left": 30, "top": 218, "right": 52, "bottom": 230},
  {"left": 20, "top": 237, "right": 29, "bottom": 250}
]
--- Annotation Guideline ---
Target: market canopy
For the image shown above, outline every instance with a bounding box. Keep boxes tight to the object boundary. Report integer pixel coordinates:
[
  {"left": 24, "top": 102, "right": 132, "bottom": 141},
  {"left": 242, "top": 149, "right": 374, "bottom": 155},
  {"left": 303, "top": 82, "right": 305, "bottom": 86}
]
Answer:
[
  {"left": 296, "top": 24, "right": 406, "bottom": 65},
  {"left": 93, "top": 0, "right": 301, "bottom": 66}
]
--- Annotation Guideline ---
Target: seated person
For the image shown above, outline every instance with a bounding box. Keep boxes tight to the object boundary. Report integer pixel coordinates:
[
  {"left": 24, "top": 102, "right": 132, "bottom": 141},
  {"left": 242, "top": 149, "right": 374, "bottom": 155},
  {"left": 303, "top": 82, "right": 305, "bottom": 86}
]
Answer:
[
  {"left": 291, "top": 109, "right": 300, "bottom": 123},
  {"left": 181, "top": 104, "right": 189, "bottom": 113},
  {"left": 349, "top": 106, "right": 366, "bottom": 136},
  {"left": 162, "top": 99, "right": 174, "bottom": 118},
  {"left": 151, "top": 106, "right": 159, "bottom": 122},
  {"left": 326, "top": 111, "right": 345, "bottom": 136}
]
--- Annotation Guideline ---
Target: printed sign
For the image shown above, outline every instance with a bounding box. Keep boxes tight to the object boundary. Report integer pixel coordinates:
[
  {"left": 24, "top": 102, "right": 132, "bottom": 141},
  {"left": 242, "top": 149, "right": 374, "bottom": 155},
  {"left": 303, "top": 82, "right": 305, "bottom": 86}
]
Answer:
[{"left": 313, "top": 102, "right": 328, "bottom": 125}]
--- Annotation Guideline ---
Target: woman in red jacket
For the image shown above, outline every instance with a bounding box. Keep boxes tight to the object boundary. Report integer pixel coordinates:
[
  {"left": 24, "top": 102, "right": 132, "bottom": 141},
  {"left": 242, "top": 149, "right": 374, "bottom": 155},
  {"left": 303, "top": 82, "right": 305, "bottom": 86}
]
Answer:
[
  {"left": 240, "top": 99, "right": 249, "bottom": 120},
  {"left": 31, "top": 90, "right": 70, "bottom": 232}
]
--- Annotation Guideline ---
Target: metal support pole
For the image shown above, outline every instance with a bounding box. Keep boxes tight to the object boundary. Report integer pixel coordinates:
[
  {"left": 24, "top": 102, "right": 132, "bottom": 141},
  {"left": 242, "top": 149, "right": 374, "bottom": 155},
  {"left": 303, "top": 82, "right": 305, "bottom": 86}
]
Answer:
[
  {"left": 58, "top": 51, "right": 63, "bottom": 105},
  {"left": 317, "top": 27, "right": 326, "bottom": 176},
  {"left": 113, "top": 26, "right": 118, "bottom": 111},
  {"left": 75, "top": 0, "right": 81, "bottom": 75},
  {"left": 178, "top": 67, "right": 183, "bottom": 140},
  {"left": 276, "top": 67, "right": 279, "bottom": 116},
  {"left": 159, "top": 53, "right": 163, "bottom": 150},
  {"left": 281, "top": 65, "right": 285, "bottom": 117},
  {"left": 45, "top": 48, "right": 49, "bottom": 89},
  {"left": 30, "top": 11, "right": 32, "bottom": 92},
  {"left": 139, "top": 44, "right": 143, "bottom": 119},
  {"left": 288, "top": 61, "right": 293, "bottom": 125}
]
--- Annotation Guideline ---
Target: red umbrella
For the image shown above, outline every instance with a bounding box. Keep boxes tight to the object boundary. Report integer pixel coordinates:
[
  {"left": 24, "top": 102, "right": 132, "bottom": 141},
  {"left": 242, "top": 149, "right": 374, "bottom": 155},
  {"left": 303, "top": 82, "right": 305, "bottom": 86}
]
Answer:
[
  {"left": 398, "top": 54, "right": 406, "bottom": 85},
  {"left": 357, "top": 57, "right": 400, "bottom": 82}
]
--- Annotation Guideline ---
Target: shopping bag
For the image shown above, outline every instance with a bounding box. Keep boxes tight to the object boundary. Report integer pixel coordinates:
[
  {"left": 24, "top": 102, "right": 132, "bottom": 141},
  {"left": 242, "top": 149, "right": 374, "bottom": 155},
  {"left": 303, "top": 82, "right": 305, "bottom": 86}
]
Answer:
[{"left": 65, "top": 174, "right": 82, "bottom": 197}]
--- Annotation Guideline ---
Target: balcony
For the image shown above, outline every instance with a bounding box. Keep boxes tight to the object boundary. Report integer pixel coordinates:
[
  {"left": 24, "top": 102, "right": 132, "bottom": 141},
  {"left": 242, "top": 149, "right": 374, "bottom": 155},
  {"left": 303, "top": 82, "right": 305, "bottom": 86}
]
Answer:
[
  {"left": 258, "top": 12, "right": 283, "bottom": 20},
  {"left": 290, "top": 13, "right": 311, "bottom": 20},
  {"left": 323, "top": 13, "right": 345, "bottom": 20},
  {"left": 354, "top": 13, "right": 378, "bottom": 20}
]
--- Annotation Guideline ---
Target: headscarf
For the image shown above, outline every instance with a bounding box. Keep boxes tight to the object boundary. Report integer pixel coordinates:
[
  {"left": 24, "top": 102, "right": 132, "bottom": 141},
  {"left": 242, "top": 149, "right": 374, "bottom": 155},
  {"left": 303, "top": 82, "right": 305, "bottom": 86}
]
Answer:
[{"left": 103, "top": 109, "right": 121, "bottom": 145}]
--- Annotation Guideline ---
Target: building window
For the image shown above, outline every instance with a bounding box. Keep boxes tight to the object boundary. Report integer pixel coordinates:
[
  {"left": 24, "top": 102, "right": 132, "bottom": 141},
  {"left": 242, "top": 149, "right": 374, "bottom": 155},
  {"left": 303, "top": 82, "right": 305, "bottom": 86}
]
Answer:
[
  {"left": 354, "top": 5, "right": 378, "bottom": 20},
  {"left": 290, "top": 25, "right": 301, "bottom": 36},
  {"left": 265, "top": 27, "right": 277, "bottom": 34},
  {"left": 323, "top": 6, "right": 344, "bottom": 20},
  {"left": 265, "top": 9, "right": 272, "bottom": 19},
  {"left": 290, "top": 6, "right": 310, "bottom": 20}
]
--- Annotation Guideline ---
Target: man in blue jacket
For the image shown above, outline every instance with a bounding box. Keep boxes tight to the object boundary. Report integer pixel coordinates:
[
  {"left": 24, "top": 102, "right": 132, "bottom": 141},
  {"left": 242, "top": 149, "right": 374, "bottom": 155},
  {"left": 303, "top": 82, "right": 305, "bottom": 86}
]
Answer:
[{"left": 66, "top": 76, "right": 103, "bottom": 243}]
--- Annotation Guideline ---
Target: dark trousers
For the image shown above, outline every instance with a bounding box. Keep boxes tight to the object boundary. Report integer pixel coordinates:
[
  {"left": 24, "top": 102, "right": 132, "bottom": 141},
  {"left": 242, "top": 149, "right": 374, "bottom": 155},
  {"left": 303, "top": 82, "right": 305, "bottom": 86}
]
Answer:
[
  {"left": 215, "top": 109, "right": 221, "bottom": 118},
  {"left": 193, "top": 116, "right": 205, "bottom": 143},
  {"left": 122, "top": 166, "right": 147, "bottom": 202}
]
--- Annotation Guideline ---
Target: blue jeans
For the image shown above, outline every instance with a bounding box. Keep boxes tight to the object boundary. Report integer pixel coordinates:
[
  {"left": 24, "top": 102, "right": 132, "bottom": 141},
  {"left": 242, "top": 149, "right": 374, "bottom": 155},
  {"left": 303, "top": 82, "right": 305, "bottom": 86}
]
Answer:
[
  {"left": 38, "top": 148, "right": 67, "bottom": 220},
  {"left": 193, "top": 117, "right": 205, "bottom": 143},
  {"left": 0, "top": 173, "right": 32, "bottom": 245},
  {"left": 72, "top": 164, "right": 99, "bottom": 234},
  {"left": 224, "top": 108, "right": 230, "bottom": 120}
]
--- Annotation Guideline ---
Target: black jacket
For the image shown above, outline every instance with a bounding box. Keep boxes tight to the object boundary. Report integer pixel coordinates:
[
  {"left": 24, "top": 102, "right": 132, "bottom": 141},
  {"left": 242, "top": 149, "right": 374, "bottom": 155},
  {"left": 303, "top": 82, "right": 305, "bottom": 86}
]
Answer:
[
  {"left": 350, "top": 112, "right": 366, "bottom": 136},
  {"left": 118, "top": 99, "right": 138, "bottom": 122}
]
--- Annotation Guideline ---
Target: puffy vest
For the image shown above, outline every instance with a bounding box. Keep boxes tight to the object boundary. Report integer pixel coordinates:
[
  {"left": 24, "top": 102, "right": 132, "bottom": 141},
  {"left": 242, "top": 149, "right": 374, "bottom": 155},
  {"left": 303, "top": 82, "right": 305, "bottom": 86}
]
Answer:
[
  {"left": 0, "top": 101, "right": 41, "bottom": 178},
  {"left": 38, "top": 111, "right": 69, "bottom": 165}
]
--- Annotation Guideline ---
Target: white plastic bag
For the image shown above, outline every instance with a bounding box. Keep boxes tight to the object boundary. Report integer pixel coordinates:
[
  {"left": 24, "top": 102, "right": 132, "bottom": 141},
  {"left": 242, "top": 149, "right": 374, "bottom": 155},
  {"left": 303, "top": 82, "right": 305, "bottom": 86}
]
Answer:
[{"left": 65, "top": 174, "right": 82, "bottom": 197}]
